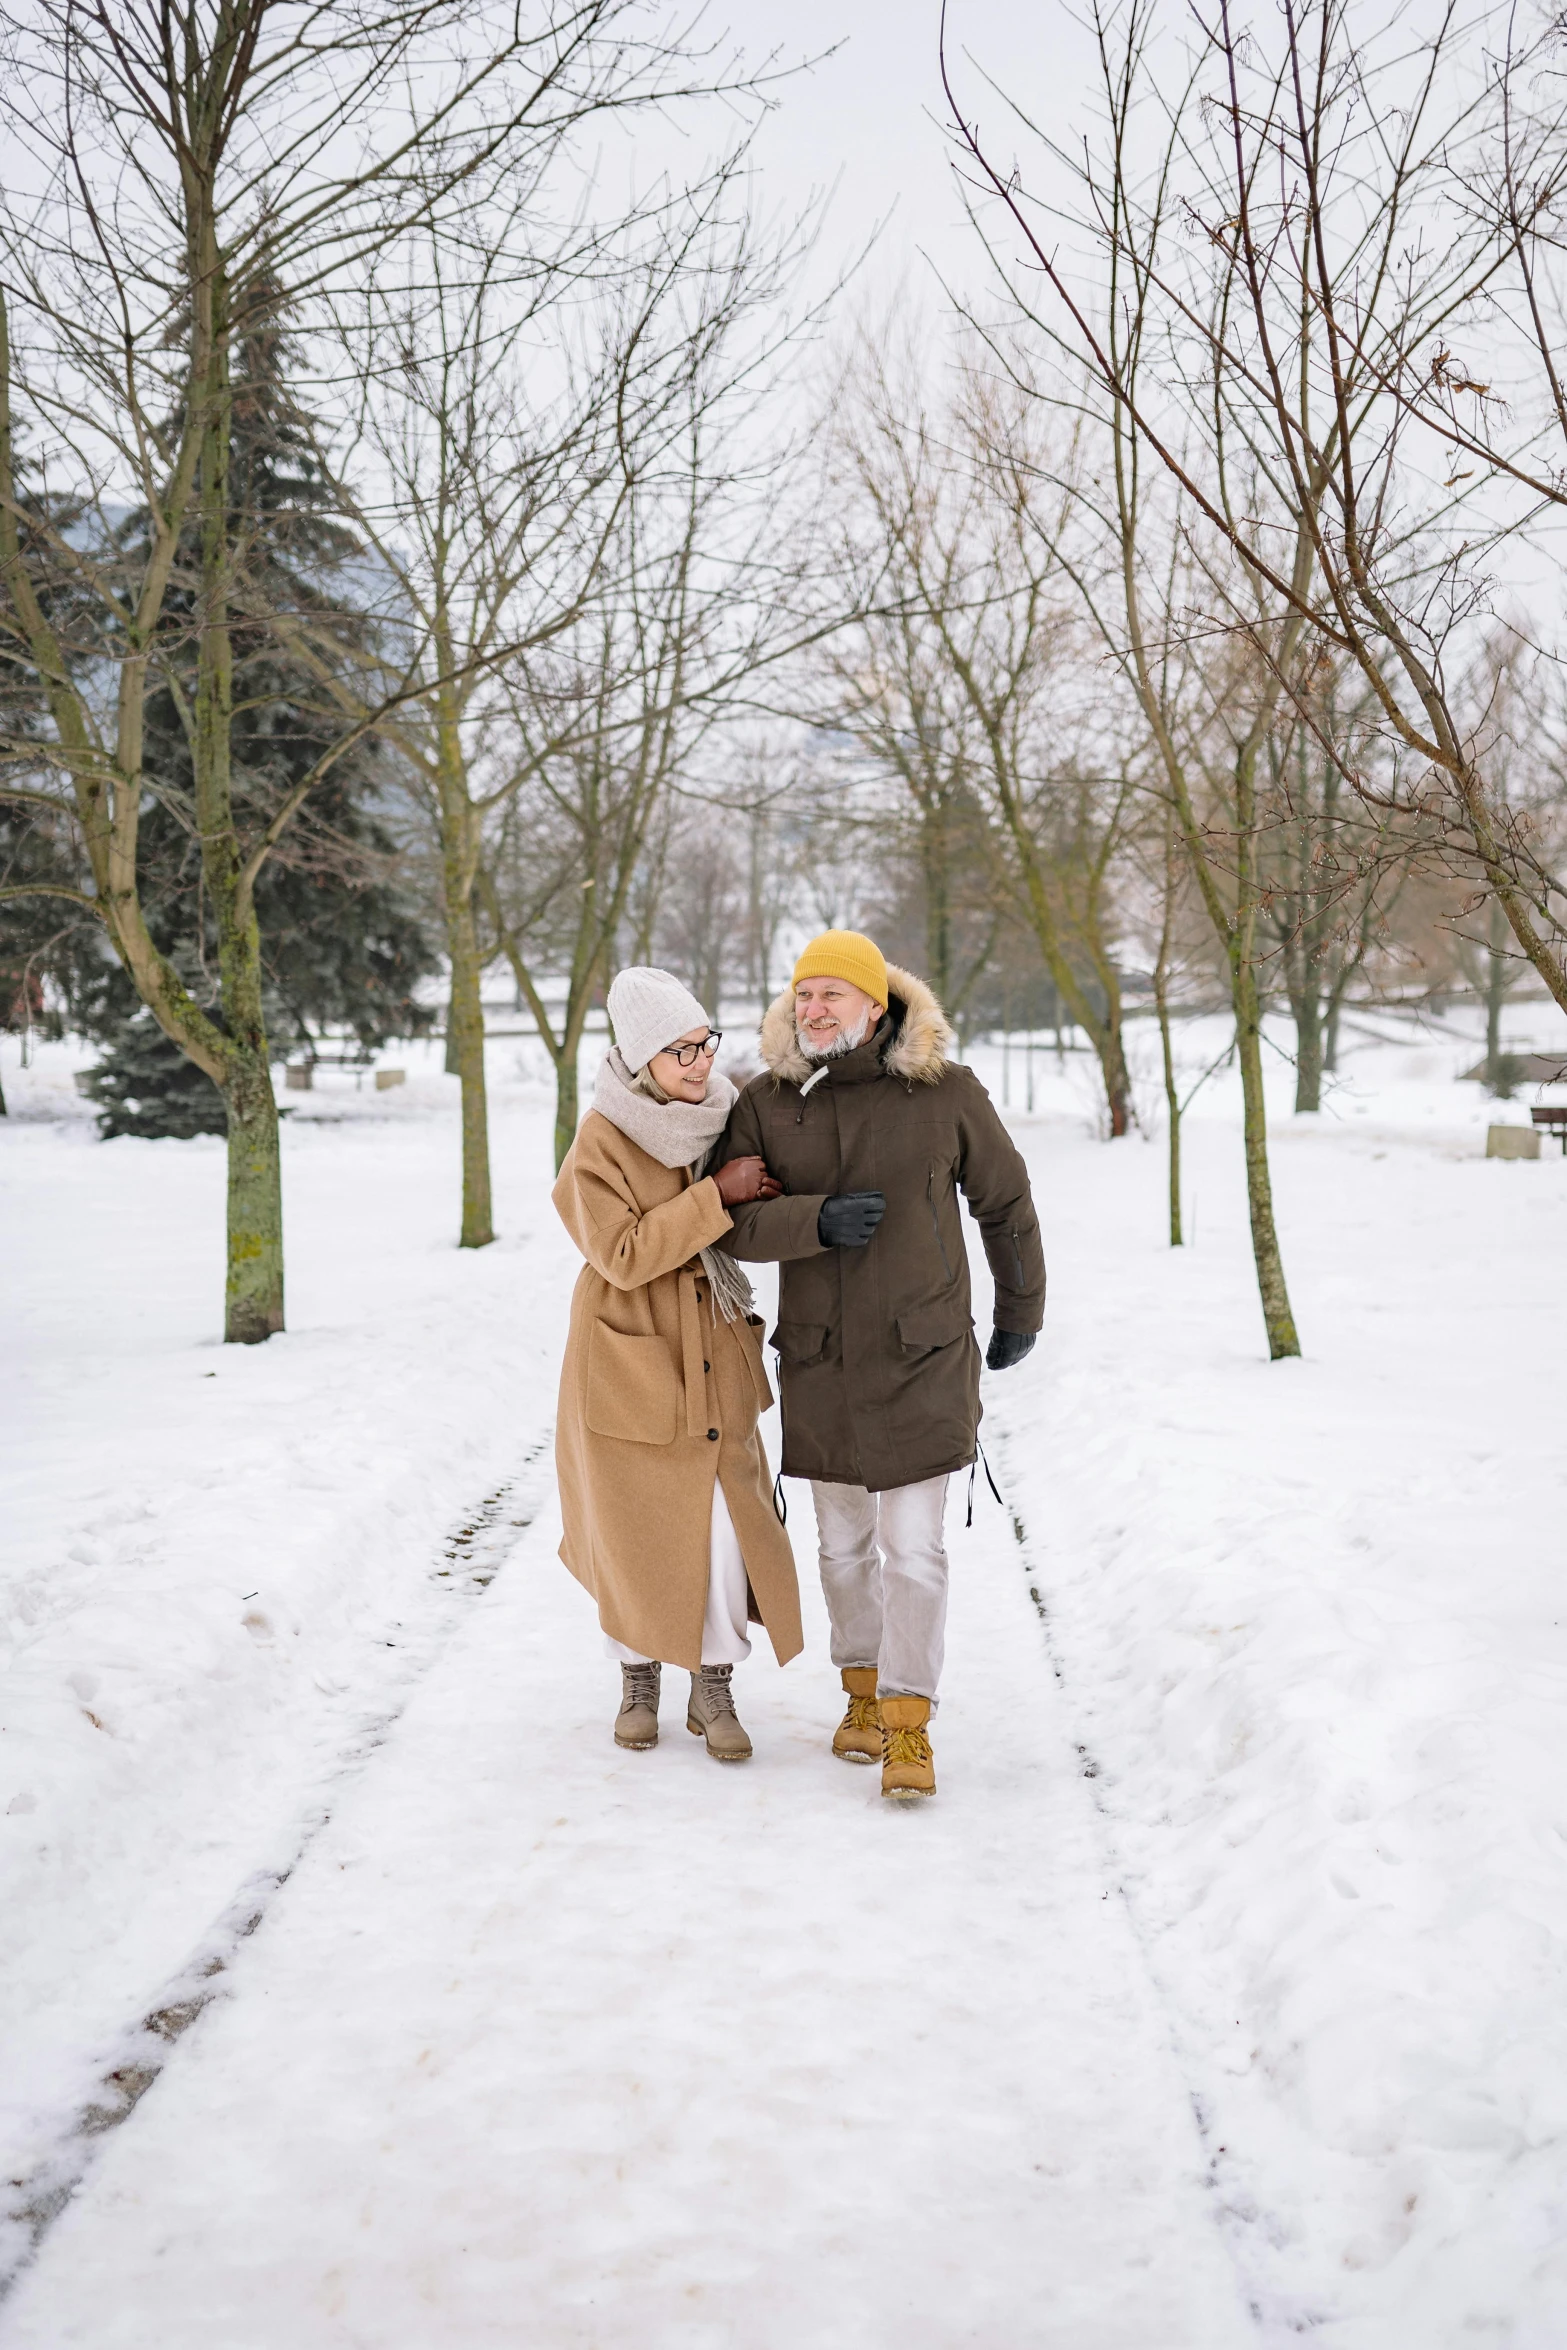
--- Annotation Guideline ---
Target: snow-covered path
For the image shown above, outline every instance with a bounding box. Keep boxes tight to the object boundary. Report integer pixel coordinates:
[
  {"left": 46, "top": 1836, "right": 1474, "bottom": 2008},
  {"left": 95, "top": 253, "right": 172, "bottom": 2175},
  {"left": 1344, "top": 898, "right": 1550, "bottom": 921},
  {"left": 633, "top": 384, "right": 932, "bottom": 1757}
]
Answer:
[
  {"left": 2, "top": 1490, "right": 1251, "bottom": 2349},
  {"left": 6, "top": 1016, "right": 1567, "bottom": 2344}
]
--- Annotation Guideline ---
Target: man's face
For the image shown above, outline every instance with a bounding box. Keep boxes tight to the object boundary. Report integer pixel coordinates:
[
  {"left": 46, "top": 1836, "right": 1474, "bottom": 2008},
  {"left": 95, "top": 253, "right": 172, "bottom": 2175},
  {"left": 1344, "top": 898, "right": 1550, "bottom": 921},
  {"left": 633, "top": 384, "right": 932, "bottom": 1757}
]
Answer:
[{"left": 794, "top": 976, "right": 884, "bottom": 1058}]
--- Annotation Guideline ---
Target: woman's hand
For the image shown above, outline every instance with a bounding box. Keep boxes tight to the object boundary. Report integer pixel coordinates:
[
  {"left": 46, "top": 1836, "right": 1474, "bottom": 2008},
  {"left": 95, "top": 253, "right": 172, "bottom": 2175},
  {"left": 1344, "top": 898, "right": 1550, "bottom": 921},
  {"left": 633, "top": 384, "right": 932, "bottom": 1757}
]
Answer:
[{"left": 712, "top": 1155, "right": 783, "bottom": 1206}]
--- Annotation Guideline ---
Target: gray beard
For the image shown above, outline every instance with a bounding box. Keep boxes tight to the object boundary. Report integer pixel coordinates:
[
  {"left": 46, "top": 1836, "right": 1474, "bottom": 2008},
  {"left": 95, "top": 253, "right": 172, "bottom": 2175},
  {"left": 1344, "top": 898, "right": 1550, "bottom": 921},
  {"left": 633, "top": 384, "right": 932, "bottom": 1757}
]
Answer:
[{"left": 798, "top": 1009, "right": 873, "bottom": 1060}]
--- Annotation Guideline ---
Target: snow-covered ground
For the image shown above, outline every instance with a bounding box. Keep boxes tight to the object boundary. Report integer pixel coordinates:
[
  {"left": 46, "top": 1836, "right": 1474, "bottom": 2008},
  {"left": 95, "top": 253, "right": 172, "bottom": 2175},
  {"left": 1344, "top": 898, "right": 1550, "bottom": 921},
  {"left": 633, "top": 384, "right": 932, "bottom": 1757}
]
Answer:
[{"left": 2, "top": 1008, "right": 1565, "bottom": 2344}]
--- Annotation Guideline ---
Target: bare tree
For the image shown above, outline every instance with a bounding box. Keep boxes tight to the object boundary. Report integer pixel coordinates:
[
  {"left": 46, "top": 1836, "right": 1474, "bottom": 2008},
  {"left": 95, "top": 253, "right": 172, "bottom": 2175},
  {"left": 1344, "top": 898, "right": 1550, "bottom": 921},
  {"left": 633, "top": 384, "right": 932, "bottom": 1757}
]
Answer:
[
  {"left": 943, "top": 3, "right": 1355, "bottom": 1352},
  {"left": 0, "top": 0, "right": 748, "bottom": 1336},
  {"left": 483, "top": 282, "right": 821, "bottom": 1168},
  {"left": 1259, "top": 669, "right": 1414, "bottom": 1111},
  {"left": 820, "top": 332, "right": 1138, "bottom": 1129},
  {"left": 484, "top": 513, "right": 705, "bottom": 1172},
  {"left": 942, "top": 0, "right": 1567, "bottom": 1019},
  {"left": 303, "top": 180, "right": 753, "bottom": 1243}
]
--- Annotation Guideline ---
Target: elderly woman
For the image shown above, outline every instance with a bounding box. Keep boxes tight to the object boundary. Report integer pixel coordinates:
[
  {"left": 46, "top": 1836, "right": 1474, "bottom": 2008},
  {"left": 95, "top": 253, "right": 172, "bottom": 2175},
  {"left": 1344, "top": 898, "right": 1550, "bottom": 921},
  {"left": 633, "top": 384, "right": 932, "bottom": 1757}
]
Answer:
[{"left": 552, "top": 966, "right": 802, "bottom": 1761}]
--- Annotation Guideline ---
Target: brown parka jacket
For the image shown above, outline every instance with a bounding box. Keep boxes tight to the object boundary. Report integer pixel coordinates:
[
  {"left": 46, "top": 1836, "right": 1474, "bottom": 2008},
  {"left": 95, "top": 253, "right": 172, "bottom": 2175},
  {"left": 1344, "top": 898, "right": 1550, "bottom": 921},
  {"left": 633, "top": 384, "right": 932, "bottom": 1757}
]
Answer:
[{"left": 718, "top": 968, "right": 1046, "bottom": 1493}]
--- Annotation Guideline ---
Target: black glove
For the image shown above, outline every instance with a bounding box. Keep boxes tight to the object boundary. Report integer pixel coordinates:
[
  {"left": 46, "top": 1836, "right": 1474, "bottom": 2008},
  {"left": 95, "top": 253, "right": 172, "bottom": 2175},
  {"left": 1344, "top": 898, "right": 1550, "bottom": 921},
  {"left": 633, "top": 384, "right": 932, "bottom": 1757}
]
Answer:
[
  {"left": 986, "top": 1328, "right": 1036, "bottom": 1371},
  {"left": 817, "top": 1191, "right": 886, "bottom": 1248}
]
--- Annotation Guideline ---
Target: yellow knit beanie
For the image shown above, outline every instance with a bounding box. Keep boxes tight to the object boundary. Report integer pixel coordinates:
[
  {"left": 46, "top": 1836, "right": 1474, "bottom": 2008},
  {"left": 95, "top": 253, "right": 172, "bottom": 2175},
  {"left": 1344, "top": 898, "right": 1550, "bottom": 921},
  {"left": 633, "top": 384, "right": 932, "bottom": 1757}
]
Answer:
[{"left": 791, "top": 929, "right": 890, "bottom": 1008}]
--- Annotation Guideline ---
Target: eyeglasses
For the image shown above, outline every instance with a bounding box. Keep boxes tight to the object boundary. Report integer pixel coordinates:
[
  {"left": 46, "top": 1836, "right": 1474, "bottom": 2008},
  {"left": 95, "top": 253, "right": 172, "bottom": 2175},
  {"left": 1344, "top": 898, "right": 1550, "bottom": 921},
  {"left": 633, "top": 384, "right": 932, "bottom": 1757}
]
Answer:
[{"left": 663, "top": 1031, "right": 722, "bottom": 1068}]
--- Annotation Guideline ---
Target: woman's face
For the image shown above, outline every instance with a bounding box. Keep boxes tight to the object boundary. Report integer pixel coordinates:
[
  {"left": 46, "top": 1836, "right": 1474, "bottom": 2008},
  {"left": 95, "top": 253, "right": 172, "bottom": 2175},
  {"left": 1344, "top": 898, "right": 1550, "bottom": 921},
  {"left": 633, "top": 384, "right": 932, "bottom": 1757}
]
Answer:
[{"left": 647, "top": 1026, "right": 716, "bottom": 1103}]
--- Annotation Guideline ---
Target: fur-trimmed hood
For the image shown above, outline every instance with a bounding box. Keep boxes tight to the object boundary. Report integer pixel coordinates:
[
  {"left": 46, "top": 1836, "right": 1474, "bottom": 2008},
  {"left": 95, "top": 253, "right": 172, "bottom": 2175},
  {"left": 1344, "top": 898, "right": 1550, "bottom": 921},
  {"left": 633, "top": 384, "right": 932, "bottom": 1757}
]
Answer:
[{"left": 757, "top": 965, "right": 954, "bottom": 1087}]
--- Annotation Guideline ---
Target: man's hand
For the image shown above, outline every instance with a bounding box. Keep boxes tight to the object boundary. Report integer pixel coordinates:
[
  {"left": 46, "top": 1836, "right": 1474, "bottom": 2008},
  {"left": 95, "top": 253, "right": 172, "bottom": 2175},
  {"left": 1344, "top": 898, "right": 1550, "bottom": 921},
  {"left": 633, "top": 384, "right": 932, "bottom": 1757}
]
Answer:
[
  {"left": 713, "top": 1156, "right": 783, "bottom": 1206},
  {"left": 986, "top": 1328, "right": 1036, "bottom": 1371},
  {"left": 818, "top": 1191, "right": 886, "bottom": 1248}
]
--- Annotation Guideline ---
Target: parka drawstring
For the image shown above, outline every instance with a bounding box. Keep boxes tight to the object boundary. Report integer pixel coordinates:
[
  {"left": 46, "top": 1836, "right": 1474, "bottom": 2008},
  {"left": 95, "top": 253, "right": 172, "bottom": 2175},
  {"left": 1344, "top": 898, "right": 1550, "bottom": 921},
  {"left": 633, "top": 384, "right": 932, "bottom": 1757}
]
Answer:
[{"left": 965, "top": 1440, "right": 1004, "bottom": 1528}]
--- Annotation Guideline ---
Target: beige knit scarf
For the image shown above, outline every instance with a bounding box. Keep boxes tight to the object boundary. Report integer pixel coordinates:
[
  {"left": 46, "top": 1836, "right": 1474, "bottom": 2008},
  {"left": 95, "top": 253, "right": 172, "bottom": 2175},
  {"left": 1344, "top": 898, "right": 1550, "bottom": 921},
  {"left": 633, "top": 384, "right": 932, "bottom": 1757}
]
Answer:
[{"left": 591, "top": 1049, "right": 757, "bottom": 1323}]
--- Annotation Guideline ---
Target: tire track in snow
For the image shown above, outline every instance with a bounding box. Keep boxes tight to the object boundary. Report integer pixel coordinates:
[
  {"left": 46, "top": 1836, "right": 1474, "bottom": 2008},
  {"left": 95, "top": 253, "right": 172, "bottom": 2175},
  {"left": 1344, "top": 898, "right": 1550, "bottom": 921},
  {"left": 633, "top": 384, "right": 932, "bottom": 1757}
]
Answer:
[
  {"left": 987, "top": 1417, "right": 1331, "bottom": 2342},
  {"left": 0, "top": 1439, "right": 553, "bottom": 2304}
]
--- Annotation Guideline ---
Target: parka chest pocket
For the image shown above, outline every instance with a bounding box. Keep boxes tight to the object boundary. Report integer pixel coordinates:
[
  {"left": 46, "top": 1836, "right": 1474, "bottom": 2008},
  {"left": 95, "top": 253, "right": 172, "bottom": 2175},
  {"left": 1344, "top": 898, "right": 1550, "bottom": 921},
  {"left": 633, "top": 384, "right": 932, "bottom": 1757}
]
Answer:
[
  {"left": 586, "top": 1322, "right": 679, "bottom": 1444},
  {"left": 896, "top": 1300, "right": 971, "bottom": 1358},
  {"left": 771, "top": 1322, "right": 830, "bottom": 1367}
]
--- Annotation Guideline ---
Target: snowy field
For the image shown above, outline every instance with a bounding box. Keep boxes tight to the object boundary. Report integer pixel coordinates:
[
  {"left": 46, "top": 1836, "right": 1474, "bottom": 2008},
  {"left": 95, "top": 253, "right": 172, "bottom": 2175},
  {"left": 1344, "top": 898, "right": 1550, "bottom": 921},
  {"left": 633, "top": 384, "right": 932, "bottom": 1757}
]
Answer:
[{"left": 2, "top": 1008, "right": 1566, "bottom": 2346}]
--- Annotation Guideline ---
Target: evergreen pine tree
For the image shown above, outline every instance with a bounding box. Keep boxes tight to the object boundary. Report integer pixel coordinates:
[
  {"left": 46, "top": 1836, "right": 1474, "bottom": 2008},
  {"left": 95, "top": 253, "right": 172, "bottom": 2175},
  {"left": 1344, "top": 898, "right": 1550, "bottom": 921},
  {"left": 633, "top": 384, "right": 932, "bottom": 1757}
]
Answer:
[
  {"left": 75, "top": 283, "right": 439, "bottom": 1135},
  {"left": 83, "top": 1008, "right": 229, "bottom": 1138},
  {"left": 0, "top": 478, "right": 110, "bottom": 1113}
]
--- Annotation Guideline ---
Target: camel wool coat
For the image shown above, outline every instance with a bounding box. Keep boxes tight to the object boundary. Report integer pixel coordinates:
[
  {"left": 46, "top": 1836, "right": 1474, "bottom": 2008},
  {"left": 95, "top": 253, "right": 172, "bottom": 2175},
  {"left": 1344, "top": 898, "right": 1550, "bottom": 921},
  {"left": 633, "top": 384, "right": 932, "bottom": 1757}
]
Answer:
[{"left": 552, "top": 1109, "right": 803, "bottom": 1671}]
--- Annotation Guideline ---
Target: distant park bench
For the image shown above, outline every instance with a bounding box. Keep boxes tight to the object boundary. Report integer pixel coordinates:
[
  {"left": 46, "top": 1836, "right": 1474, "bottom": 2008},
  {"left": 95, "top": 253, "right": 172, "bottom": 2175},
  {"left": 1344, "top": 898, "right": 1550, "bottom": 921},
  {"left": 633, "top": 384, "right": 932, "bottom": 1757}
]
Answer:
[
  {"left": 1460, "top": 1052, "right": 1567, "bottom": 1084},
  {"left": 1531, "top": 1105, "right": 1567, "bottom": 1155},
  {"left": 284, "top": 1050, "right": 404, "bottom": 1093}
]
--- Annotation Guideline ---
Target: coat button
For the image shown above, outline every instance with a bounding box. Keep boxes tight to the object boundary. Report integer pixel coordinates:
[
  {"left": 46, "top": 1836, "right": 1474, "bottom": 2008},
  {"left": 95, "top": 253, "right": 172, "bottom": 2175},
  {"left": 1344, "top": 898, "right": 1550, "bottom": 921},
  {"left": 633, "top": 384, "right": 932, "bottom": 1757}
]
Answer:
[
  {"left": 707, "top": 1428, "right": 719, "bottom": 1441},
  {"left": 704, "top": 1360, "right": 711, "bottom": 1372}
]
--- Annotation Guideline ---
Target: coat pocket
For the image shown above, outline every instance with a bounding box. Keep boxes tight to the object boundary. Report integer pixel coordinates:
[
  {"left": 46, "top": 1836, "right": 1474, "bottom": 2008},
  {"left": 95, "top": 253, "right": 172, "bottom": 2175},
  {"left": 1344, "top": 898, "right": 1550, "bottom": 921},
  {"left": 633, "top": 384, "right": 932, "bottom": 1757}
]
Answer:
[
  {"left": 586, "top": 1323, "right": 680, "bottom": 1445},
  {"left": 896, "top": 1299, "right": 971, "bottom": 1356},
  {"left": 771, "top": 1320, "right": 830, "bottom": 1367},
  {"left": 742, "top": 1314, "right": 776, "bottom": 1413}
]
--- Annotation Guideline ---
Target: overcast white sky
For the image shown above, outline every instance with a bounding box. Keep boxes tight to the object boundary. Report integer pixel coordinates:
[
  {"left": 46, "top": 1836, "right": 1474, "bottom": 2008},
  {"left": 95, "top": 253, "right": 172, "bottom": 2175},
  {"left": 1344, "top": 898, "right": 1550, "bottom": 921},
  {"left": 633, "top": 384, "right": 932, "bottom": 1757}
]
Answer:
[{"left": 705, "top": 0, "right": 1098, "bottom": 312}]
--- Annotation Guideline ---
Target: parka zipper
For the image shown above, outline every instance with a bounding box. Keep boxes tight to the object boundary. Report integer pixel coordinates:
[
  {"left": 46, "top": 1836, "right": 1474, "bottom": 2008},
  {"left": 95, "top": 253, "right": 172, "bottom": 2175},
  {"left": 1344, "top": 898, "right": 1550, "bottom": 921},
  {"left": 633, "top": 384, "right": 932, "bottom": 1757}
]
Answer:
[{"left": 928, "top": 1164, "right": 954, "bottom": 1281}]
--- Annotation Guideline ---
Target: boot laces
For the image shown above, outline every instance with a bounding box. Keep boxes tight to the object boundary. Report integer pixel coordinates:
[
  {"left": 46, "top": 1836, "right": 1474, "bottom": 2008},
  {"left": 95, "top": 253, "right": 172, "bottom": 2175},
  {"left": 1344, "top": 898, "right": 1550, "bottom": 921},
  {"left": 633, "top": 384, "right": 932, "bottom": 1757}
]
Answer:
[
  {"left": 696, "top": 1665, "right": 737, "bottom": 1719},
  {"left": 884, "top": 1724, "right": 932, "bottom": 1768},
  {"left": 621, "top": 1662, "right": 660, "bottom": 1711},
  {"left": 843, "top": 1693, "right": 879, "bottom": 1731}
]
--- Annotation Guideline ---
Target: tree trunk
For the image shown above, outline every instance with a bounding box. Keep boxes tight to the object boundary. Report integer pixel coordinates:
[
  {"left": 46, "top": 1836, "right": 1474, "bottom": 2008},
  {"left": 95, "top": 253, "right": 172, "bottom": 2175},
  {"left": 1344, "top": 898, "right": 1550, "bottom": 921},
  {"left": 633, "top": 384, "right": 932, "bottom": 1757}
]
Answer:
[
  {"left": 923, "top": 804, "right": 953, "bottom": 1007},
  {"left": 1098, "top": 1019, "right": 1133, "bottom": 1138},
  {"left": 193, "top": 250, "right": 286, "bottom": 1343},
  {"left": 211, "top": 888, "right": 285, "bottom": 1344},
  {"left": 973, "top": 741, "right": 1132, "bottom": 1136},
  {"left": 223, "top": 1053, "right": 285, "bottom": 1342},
  {"left": 487, "top": 905, "right": 592, "bottom": 1179},
  {"left": 1154, "top": 816, "right": 1182, "bottom": 1242},
  {"left": 433, "top": 669, "right": 493, "bottom": 1250},
  {"left": 1234, "top": 964, "right": 1300, "bottom": 1358},
  {"left": 1292, "top": 985, "right": 1324, "bottom": 1112},
  {"left": 1012, "top": 853, "right": 1131, "bottom": 1133},
  {"left": 554, "top": 1048, "right": 579, "bottom": 1173},
  {"left": 1484, "top": 898, "right": 1508, "bottom": 1088},
  {"left": 1162, "top": 1016, "right": 1182, "bottom": 1246},
  {"left": 1324, "top": 998, "right": 1342, "bottom": 1072},
  {"left": 1153, "top": 890, "right": 1182, "bottom": 1246},
  {"left": 445, "top": 888, "right": 494, "bottom": 1248}
]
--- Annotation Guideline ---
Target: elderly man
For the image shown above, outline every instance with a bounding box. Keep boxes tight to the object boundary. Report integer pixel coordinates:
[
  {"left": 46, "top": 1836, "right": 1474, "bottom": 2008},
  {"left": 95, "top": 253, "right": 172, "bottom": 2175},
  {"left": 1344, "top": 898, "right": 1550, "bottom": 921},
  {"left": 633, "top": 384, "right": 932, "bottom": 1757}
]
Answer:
[{"left": 718, "top": 929, "right": 1045, "bottom": 1799}]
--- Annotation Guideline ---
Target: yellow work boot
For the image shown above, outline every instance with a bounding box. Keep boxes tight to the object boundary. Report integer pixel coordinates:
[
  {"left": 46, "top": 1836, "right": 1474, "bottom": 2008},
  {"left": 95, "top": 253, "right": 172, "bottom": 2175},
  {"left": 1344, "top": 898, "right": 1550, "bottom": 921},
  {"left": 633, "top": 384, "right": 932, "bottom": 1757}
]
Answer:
[
  {"left": 831, "top": 1666, "right": 881, "bottom": 1764},
  {"left": 879, "top": 1695, "right": 936, "bottom": 1800}
]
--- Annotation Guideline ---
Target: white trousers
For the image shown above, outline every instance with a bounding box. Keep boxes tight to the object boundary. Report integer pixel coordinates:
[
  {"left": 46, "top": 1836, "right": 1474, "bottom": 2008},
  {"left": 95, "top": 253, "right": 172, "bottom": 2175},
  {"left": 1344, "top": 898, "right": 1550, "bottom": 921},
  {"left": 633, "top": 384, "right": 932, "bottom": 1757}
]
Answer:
[
  {"left": 605, "top": 1480, "right": 752, "bottom": 1669},
  {"left": 810, "top": 1474, "right": 950, "bottom": 1702}
]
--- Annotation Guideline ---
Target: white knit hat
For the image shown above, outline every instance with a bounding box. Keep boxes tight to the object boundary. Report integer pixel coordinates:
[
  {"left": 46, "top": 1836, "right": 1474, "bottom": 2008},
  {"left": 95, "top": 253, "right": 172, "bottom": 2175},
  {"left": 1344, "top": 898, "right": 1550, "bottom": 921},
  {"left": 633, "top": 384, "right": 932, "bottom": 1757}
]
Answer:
[{"left": 606, "top": 966, "right": 712, "bottom": 1074}]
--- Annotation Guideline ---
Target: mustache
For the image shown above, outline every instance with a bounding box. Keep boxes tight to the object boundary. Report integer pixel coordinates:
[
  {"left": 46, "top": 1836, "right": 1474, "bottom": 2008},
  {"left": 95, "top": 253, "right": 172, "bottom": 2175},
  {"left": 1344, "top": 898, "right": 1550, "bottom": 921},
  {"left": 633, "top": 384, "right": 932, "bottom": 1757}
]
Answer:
[{"left": 797, "top": 1007, "right": 872, "bottom": 1058}]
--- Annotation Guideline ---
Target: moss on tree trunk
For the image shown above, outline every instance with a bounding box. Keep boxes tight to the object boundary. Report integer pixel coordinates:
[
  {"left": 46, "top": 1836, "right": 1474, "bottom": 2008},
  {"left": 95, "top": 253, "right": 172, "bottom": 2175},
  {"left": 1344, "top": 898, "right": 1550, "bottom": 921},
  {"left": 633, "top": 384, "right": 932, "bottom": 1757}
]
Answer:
[
  {"left": 433, "top": 681, "right": 494, "bottom": 1251},
  {"left": 444, "top": 887, "right": 494, "bottom": 1249},
  {"left": 224, "top": 1055, "right": 285, "bottom": 1340},
  {"left": 553, "top": 1051, "right": 579, "bottom": 1174},
  {"left": 1233, "top": 964, "right": 1299, "bottom": 1358}
]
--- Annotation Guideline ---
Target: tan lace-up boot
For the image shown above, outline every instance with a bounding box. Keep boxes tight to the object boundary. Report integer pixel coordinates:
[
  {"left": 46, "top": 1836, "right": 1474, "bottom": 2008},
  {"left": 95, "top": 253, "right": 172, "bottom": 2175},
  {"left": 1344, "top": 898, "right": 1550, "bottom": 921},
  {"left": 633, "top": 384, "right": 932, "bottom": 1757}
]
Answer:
[
  {"left": 686, "top": 1664, "right": 753, "bottom": 1762},
  {"left": 879, "top": 1695, "right": 936, "bottom": 1800},
  {"left": 831, "top": 1666, "right": 881, "bottom": 1764},
  {"left": 614, "top": 1660, "right": 661, "bottom": 1750}
]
